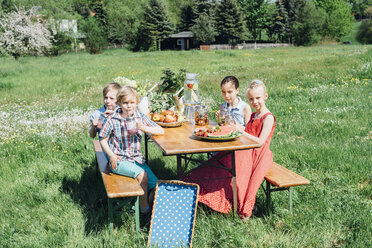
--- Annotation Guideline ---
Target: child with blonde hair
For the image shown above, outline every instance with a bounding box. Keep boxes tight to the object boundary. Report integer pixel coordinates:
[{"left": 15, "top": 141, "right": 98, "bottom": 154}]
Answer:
[
  {"left": 100, "top": 86, "right": 164, "bottom": 221},
  {"left": 89, "top": 82, "right": 121, "bottom": 139},
  {"left": 184, "top": 79, "right": 275, "bottom": 219}
]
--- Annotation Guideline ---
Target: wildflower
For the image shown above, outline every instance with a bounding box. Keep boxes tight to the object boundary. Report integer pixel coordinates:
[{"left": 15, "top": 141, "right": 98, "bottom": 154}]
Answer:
[{"left": 289, "top": 107, "right": 292, "bottom": 110}]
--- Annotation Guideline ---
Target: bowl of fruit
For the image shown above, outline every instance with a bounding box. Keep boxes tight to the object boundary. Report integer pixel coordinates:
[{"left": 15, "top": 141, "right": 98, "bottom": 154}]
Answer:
[{"left": 151, "top": 109, "right": 186, "bottom": 127}]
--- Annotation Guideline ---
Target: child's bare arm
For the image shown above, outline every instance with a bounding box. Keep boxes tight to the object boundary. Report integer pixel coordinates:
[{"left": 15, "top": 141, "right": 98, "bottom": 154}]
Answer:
[
  {"left": 89, "top": 118, "right": 99, "bottom": 138},
  {"left": 239, "top": 115, "right": 274, "bottom": 146},
  {"left": 215, "top": 104, "right": 223, "bottom": 120},
  {"left": 243, "top": 105, "right": 252, "bottom": 126},
  {"left": 100, "top": 138, "right": 122, "bottom": 169},
  {"left": 137, "top": 122, "right": 164, "bottom": 135}
]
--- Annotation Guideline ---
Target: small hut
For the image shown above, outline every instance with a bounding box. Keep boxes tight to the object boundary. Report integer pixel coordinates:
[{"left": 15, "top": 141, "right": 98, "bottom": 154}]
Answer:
[{"left": 161, "top": 31, "right": 195, "bottom": 50}]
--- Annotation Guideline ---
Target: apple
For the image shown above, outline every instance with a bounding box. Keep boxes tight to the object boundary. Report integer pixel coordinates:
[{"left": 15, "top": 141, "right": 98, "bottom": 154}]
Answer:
[
  {"left": 165, "top": 110, "right": 174, "bottom": 116},
  {"left": 152, "top": 113, "right": 161, "bottom": 122},
  {"left": 159, "top": 114, "right": 166, "bottom": 122},
  {"left": 164, "top": 114, "right": 176, "bottom": 123},
  {"left": 161, "top": 110, "right": 167, "bottom": 116}
]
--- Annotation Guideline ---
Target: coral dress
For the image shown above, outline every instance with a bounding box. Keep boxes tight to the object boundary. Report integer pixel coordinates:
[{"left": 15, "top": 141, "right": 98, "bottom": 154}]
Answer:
[{"left": 183, "top": 112, "right": 276, "bottom": 219}]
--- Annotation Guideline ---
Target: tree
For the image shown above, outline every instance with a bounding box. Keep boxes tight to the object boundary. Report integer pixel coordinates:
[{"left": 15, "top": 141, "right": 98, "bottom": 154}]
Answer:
[
  {"left": 105, "top": 0, "right": 147, "bottom": 46},
  {"left": 356, "top": 19, "right": 372, "bottom": 44},
  {"left": 80, "top": 16, "right": 107, "bottom": 54},
  {"left": 292, "top": 0, "right": 326, "bottom": 46},
  {"left": 348, "top": 0, "right": 372, "bottom": 20},
  {"left": 0, "top": 6, "right": 53, "bottom": 59},
  {"left": 191, "top": 13, "right": 217, "bottom": 44},
  {"left": 193, "top": 0, "right": 217, "bottom": 17},
  {"left": 269, "top": 0, "right": 289, "bottom": 42},
  {"left": 179, "top": 3, "right": 195, "bottom": 31},
  {"left": 90, "top": 0, "right": 107, "bottom": 33},
  {"left": 313, "top": 0, "right": 354, "bottom": 39},
  {"left": 282, "top": 0, "right": 303, "bottom": 43},
  {"left": 215, "top": 0, "right": 244, "bottom": 44},
  {"left": 140, "top": 0, "right": 174, "bottom": 51},
  {"left": 238, "top": 0, "right": 268, "bottom": 41}
]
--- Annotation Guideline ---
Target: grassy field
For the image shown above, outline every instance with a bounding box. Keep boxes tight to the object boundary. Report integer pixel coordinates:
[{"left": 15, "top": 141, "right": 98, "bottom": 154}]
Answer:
[
  {"left": 340, "top": 21, "right": 362, "bottom": 44},
  {"left": 0, "top": 45, "right": 371, "bottom": 247}
]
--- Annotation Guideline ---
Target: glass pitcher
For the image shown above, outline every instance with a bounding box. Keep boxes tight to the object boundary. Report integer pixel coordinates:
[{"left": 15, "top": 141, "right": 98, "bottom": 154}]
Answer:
[{"left": 184, "top": 73, "right": 200, "bottom": 105}]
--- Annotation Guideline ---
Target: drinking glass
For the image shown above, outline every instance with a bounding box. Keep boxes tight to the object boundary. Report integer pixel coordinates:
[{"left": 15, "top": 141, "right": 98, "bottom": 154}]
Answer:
[
  {"left": 224, "top": 114, "right": 235, "bottom": 125},
  {"left": 126, "top": 117, "right": 138, "bottom": 135},
  {"left": 97, "top": 113, "right": 106, "bottom": 129}
]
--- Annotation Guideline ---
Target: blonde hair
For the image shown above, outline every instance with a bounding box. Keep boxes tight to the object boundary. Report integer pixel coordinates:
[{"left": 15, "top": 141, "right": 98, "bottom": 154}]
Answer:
[
  {"left": 246, "top": 79, "right": 267, "bottom": 93},
  {"left": 116, "top": 86, "right": 140, "bottom": 104},
  {"left": 103, "top": 82, "right": 121, "bottom": 97}
]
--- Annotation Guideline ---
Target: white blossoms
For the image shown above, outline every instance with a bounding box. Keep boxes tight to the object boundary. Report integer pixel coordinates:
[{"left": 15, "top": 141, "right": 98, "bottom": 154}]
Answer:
[{"left": 113, "top": 76, "right": 138, "bottom": 88}]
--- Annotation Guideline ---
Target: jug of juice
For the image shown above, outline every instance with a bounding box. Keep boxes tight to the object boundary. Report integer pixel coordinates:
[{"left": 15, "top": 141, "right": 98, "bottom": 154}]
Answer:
[
  {"left": 184, "top": 73, "right": 200, "bottom": 105},
  {"left": 194, "top": 105, "right": 209, "bottom": 126}
]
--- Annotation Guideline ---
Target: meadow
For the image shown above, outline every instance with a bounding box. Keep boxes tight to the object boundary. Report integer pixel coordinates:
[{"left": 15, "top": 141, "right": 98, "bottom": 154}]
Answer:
[{"left": 0, "top": 45, "right": 371, "bottom": 247}]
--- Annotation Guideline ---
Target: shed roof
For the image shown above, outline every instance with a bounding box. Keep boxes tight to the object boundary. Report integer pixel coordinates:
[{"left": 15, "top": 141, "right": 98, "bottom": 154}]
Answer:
[{"left": 169, "top": 31, "right": 194, "bottom": 38}]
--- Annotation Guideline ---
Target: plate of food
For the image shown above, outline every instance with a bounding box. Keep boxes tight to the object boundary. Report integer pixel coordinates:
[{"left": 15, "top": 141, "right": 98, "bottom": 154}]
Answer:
[
  {"left": 193, "top": 125, "right": 242, "bottom": 141},
  {"left": 151, "top": 109, "right": 186, "bottom": 128}
]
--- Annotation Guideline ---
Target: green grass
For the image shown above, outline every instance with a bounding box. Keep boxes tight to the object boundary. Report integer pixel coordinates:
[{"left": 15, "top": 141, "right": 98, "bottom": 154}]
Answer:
[
  {"left": 340, "top": 21, "right": 362, "bottom": 44},
  {"left": 0, "top": 45, "right": 371, "bottom": 247}
]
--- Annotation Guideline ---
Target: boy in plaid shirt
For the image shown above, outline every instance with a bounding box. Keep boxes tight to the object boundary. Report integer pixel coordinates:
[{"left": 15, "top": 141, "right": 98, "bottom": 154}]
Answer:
[{"left": 100, "top": 86, "right": 164, "bottom": 217}]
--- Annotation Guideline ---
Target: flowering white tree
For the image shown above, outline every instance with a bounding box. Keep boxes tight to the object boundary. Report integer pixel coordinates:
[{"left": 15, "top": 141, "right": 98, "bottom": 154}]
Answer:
[{"left": 0, "top": 6, "right": 53, "bottom": 59}]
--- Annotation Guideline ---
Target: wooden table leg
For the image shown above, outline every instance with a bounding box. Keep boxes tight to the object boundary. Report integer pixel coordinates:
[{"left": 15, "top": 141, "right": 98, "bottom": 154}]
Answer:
[{"left": 231, "top": 151, "right": 237, "bottom": 216}]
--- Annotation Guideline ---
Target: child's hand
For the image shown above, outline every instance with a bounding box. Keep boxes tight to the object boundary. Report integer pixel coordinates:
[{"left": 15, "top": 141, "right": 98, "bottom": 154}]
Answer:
[
  {"left": 235, "top": 123, "right": 245, "bottom": 132},
  {"left": 93, "top": 118, "right": 99, "bottom": 127},
  {"left": 109, "top": 155, "right": 122, "bottom": 170},
  {"left": 137, "top": 121, "right": 147, "bottom": 132},
  {"left": 215, "top": 110, "right": 220, "bottom": 120},
  {"left": 104, "top": 109, "right": 115, "bottom": 116}
]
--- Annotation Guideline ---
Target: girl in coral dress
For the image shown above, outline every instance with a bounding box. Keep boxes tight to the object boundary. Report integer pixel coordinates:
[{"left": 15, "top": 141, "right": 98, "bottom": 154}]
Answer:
[{"left": 183, "top": 79, "right": 275, "bottom": 219}]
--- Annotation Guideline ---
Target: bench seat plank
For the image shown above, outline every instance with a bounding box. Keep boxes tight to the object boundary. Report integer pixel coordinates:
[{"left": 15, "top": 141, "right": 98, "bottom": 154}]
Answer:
[
  {"left": 93, "top": 140, "right": 144, "bottom": 198},
  {"left": 265, "top": 162, "right": 310, "bottom": 188}
]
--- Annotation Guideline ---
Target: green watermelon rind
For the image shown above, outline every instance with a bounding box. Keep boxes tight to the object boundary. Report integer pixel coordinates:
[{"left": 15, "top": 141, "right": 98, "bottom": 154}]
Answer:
[
  {"left": 207, "top": 130, "right": 233, "bottom": 137},
  {"left": 206, "top": 131, "right": 242, "bottom": 139}
]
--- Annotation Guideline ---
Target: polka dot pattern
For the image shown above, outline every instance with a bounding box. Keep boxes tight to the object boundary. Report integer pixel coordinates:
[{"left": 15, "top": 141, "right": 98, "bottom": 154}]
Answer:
[{"left": 149, "top": 182, "right": 198, "bottom": 248}]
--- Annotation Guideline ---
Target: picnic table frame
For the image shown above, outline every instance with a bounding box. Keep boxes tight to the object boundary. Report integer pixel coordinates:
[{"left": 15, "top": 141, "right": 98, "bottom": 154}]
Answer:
[{"left": 144, "top": 122, "right": 260, "bottom": 215}]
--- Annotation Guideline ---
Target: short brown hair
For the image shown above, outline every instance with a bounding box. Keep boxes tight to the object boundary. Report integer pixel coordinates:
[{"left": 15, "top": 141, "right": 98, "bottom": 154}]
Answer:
[
  {"left": 116, "top": 86, "right": 140, "bottom": 104},
  {"left": 221, "top": 76, "right": 239, "bottom": 89},
  {"left": 103, "top": 82, "right": 121, "bottom": 97}
]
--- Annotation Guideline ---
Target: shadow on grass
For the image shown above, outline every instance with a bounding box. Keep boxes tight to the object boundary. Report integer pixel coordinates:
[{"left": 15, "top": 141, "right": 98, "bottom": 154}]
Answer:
[
  {"left": 61, "top": 157, "right": 177, "bottom": 234},
  {"left": 148, "top": 157, "right": 178, "bottom": 180},
  {"left": 61, "top": 161, "right": 108, "bottom": 234}
]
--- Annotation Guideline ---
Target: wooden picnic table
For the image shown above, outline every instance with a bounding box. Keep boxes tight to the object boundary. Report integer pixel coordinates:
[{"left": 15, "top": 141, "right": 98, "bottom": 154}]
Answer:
[{"left": 144, "top": 121, "right": 260, "bottom": 215}]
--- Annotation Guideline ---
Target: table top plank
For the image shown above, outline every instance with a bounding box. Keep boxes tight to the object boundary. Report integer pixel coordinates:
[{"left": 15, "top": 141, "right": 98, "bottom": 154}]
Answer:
[{"left": 149, "top": 122, "right": 260, "bottom": 155}]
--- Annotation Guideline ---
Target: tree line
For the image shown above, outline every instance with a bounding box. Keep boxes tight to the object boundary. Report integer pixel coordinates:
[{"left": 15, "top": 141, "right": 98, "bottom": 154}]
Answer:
[{"left": 0, "top": 0, "right": 371, "bottom": 57}]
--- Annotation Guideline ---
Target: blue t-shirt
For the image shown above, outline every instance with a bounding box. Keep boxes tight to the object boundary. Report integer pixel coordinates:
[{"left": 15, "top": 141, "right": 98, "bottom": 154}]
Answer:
[{"left": 221, "top": 98, "right": 249, "bottom": 126}]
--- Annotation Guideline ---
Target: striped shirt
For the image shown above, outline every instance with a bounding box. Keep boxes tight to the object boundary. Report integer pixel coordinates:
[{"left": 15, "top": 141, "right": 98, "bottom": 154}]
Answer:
[{"left": 99, "top": 108, "right": 159, "bottom": 164}]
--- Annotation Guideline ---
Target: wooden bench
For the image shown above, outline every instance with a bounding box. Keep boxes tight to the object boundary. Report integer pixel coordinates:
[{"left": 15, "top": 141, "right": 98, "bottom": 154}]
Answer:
[
  {"left": 92, "top": 140, "right": 144, "bottom": 232},
  {"left": 263, "top": 162, "right": 310, "bottom": 213}
]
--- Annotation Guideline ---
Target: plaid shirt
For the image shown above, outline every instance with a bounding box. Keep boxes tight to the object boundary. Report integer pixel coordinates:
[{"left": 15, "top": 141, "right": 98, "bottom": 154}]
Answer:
[{"left": 99, "top": 108, "right": 159, "bottom": 164}]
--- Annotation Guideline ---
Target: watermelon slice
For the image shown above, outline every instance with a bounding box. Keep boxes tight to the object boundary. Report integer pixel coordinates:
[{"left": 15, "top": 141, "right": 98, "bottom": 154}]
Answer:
[{"left": 207, "top": 125, "right": 236, "bottom": 137}]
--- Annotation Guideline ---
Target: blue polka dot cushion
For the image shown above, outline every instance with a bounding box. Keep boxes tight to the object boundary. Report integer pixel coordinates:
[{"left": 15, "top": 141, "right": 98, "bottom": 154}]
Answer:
[{"left": 148, "top": 180, "right": 200, "bottom": 248}]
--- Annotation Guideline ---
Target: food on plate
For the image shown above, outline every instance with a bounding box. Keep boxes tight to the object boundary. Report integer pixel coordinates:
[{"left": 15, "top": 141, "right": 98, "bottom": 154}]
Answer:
[{"left": 194, "top": 125, "right": 238, "bottom": 138}]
